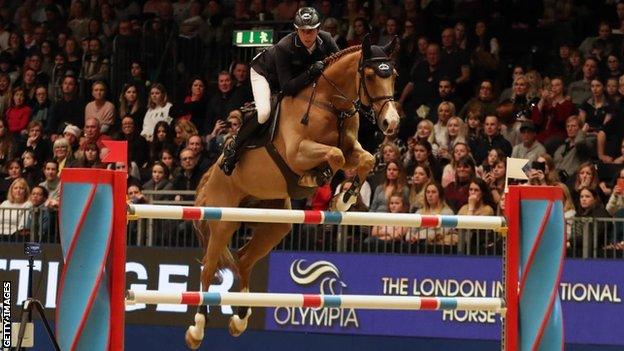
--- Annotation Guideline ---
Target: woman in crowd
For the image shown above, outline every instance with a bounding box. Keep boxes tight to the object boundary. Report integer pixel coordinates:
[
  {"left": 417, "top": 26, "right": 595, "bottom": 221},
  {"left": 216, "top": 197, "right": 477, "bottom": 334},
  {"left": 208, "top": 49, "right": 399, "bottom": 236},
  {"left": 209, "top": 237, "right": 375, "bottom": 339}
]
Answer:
[
  {"left": 118, "top": 116, "right": 148, "bottom": 169},
  {"left": 444, "top": 155, "right": 475, "bottom": 213},
  {"left": 478, "top": 148, "right": 505, "bottom": 177},
  {"left": 433, "top": 101, "right": 454, "bottom": 150},
  {"left": 0, "top": 73, "right": 12, "bottom": 118},
  {"left": 407, "top": 181, "right": 455, "bottom": 248},
  {"left": 149, "top": 121, "right": 176, "bottom": 164},
  {"left": 571, "top": 162, "right": 608, "bottom": 209},
  {"left": 20, "top": 68, "right": 37, "bottom": 104},
  {"left": 408, "top": 165, "right": 432, "bottom": 213},
  {"left": 119, "top": 82, "right": 145, "bottom": 128},
  {"left": 441, "top": 142, "right": 471, "bottom": 188},
  {"left": 484, "top": 157, "right": 506, "bottom": 207},
  {"left": 173, "top": 119, "right": 198, "bottom": 150},
  {"left": 0, "top": 177, "right": 31, "bottom": 237},
  {"left": 404, "top": 140, "right": 441, "bottom": 181},
  {"left": 142, "top": 161, "right": 173, "bottom": 201},
  {"left": 370, "top": 161, "right": 409, "bottom": 213},
  {"left": 373, "top": 142, "right": 402, "bottom": 186},
  {"left": 82, "top": 143, "right": 105, "bottom": 168},
  {"left": 52, "top": 137, "right": 81, "bottom": 172},
  {"left": 579, "top": 78, "right": 614, "bottom": 132},
  {"left": 570, "top": 187, "right": 611, "bottom": 257},
  {"left": 85, "top": 81, "right": 116, "bottom": 133},
  {"left": 0, "top": 159, "right": 22, "bottom": 201},
  {"left": 531, "top": 77, "right": 575, "bottom": 152},
  {"left": 30, "top": 85, "right": 53, "bottom": 131},
  {"left": 459, "top": 178, "right": 497, "bottom": 253},
  {"left": 0, "top": 118, "right": 16, "bottom": 171},
  {"left": 141, "top": 83, "right": 174, "bottom": 141},
  {"left": 20, "top": 150, "right": 43, "bottom": 187},
  {"left": 63, "top": 37, "right": 82, "bottom": 74},
  {"left": 178, "top": 77, "right": 209, "bottom": 135},
  {"left": 439, "top": 116, "right": 467, "bottom": 162},
  {"left": 465, "top": 106, "right": 484, "bottom": 141},
  {"left": 459, "top": 79, "right": 497, "bottom": 119},
  {"left": 159, "top": 149, "right": 179, "bottom": 180},
  {"left": 368, "top": 192, "right": 410, "bottom": 250},
  {"left": 5, "top": 86, "right": 32, "bottom": 136}
]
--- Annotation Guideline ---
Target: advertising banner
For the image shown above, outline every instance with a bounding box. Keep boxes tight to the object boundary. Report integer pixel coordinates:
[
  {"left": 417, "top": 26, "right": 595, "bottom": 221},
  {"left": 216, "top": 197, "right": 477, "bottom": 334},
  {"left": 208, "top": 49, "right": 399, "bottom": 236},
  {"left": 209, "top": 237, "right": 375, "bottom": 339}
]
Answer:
[
  {"left": 0, "top": 244, "right": 268, "bottom": 329},
  {"left": 266, "top": 252, "right": 623, "bottom": 346}
]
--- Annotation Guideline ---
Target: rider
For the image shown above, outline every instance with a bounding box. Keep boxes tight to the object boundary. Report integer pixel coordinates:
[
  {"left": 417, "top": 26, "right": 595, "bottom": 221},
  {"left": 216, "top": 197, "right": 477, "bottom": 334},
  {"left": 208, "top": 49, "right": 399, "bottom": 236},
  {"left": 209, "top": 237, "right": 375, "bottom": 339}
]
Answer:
[{"left": 220, "top": 7, "right": 340, "bottom": 175}]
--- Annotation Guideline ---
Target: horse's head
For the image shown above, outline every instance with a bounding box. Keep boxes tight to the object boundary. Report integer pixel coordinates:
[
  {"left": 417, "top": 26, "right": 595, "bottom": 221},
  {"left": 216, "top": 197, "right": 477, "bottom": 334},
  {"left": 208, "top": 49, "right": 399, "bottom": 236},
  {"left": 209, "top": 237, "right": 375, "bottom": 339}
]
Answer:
[{"left": 358, "top": 34, "right": 400, "bottom": 136}]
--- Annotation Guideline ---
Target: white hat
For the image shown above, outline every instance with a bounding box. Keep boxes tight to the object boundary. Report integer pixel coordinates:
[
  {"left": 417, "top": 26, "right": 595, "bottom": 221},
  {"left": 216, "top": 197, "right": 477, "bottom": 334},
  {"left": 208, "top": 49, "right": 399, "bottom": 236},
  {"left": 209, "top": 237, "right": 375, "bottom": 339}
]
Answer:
[{"left": 63, "top": 125, "right": 81, "bottom": 138}]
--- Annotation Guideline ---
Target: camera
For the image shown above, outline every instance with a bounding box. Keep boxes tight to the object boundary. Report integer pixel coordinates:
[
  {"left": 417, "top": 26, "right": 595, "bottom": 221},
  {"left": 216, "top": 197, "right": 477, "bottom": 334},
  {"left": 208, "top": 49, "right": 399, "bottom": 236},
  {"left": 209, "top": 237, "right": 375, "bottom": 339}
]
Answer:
[{"left": 24, "top": 242, "right": 41, "bottom": 257}]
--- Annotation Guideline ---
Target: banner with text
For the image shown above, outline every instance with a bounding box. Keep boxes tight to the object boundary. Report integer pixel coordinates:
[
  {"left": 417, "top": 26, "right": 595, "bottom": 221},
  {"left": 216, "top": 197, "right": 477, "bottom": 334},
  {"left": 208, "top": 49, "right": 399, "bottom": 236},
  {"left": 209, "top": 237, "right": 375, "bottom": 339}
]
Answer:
[{"left": 266, "top": 252, "right": 623, "bottom": 346}]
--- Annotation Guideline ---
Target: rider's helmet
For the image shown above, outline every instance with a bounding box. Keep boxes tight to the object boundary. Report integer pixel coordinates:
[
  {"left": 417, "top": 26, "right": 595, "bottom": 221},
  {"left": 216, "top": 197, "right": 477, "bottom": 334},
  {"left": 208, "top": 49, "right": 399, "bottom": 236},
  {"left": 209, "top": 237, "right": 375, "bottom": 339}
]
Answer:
[{"left": 293, "top": 7, "right": 321, "bottom": 30}]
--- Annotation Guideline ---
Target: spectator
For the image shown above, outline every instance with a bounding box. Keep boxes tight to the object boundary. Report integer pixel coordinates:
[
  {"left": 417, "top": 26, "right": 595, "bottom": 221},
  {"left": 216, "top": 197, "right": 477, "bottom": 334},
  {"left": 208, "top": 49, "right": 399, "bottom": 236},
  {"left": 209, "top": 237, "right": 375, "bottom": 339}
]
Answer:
[
  {"left": 6, "top": 86, "right": 32, "bottom": 136},
  {"left": 19, "top": 121, "right": 51, "bottom": 166},
  {"left": 149, "top": 121, "right": 176, "bottom": 164},
  {"left": 159, "top": 148, "right": 179, "bottom": 179},
  {"left": 408, "top": 165, "right": 432, "bottom": 212},
  {"left": 441, "top": 142, "right": 471, "bottom": 188},
  {"left": 553, "top": 115, "right": 591, "bottom": 182},
  {"left": 0, "top": 178, "right": 32, "bottom": 236},
  {"left": 439, "top": 116, "right": 467, "bottom": 162},
  {"left": 568, "top": 58, "right": 598, "bottom": 106},
  {"left": 31, "top": 85, "right": 53, "bottom": 131},
  {"left": 80, "top": 117, "right": 111, "bottom": 152},
  {"left": 469, "top": 115, "right": 512, "bottom": 165},
  {"left": 369, "top": 161, "right": 409, "bottom": 213},
  {"left": 82, "top": 143, "right": 105, "bottom": 169},
  {"left": 444, "top": 155, "right": 475, "bottom": 213},
  {"left": 571, "top": 187, "right": 610, "bottom": 257},
  {"left": 85, "top": 81, "right": 116, "bottom": 134},
  {"left": 579, "top": 78, "right": 614, "bottom": 132},
  {"left": 119, "top": 82, "right": 145, "bottom": 129},
  {"left": 99, "top": 3, "right": 119, "bottom": 40},
  {"left": 27, "top": 185, "right": 50, "bottom": 238},
  {"left": 63, "top": 37, "right": 82, "bottom": 75},
  {"left": 20, "top": 68, "right": 37, "bottom": 104},
  {"left": 20, "top": 150, "right": 43, "bottom": 187},
  {"left": 207, "top": 110, "right": 241, "bottom": 167},
  {"left": 0, "top": 118, "right": 16, "bottom": 170},
  {"left": 605, "top": 77, "right": 621, "bottom": 108},
  {"left": 82, "top": 37, "right": 110, "bottom": 87},
  {"left": 0, "top": 73, "right": 11, "bottom": 117},
  {"left": 67, "top": 1, "right": 90, "bottom": 42},
  {"left": 439, "top": 27, "right": 470, "bottom": 93},
  {"left": 172, "top": 148, "right": 203, "bottom": 201},
  {"left": 230, "top": 61, "right": 253, "bottom": 105},
  {"left": 53, "top": 137, "right": 81, "bottom": 172},
  {"left": 141, "top": 83, "right": 173, "bottom": 142},
  {"left": 128, "top": 60, "right": 148, "bottom": 103},
  {"left": 470, "top": 21, "right": 500, "bottom": 84},
  {"left": 603, "top": 54, "right": 622, "bottom": 80},
  {"left": 570, "top": 162, "right": 608, "bottom": 210},
  {"left": 458, "top": 79, "right": 497, "bottom": 119},
  {"left": 49, "top": 74, "right": 85, "bottom": 134},
  {"left": 368, "top": 192, "right": 410, "bottom": 246},
  {"left": 322, "top": 17, "right": 347, "bottom": 49},
  {"left": 426, "top": 79, "right": 462, "bottom": 121},
  {"left": 173, "top": 119, "right": 198, "bottom": 150},
  {"left": 579, "top": 21, "right": 615, "bottom": 59},
  {"left": 6, "top": 32, "right": 26, "bottom": 70},
  {"left": 466, "top": 106, "right": 484, "bottom": 141},
  {"left": 178, "top": 77, "right": 209, "bottom": 135},
  {"left": 143, "top": 161, "right": 173, "bottom": 201},
  {"left": 118, "top": 116, "right": 148, "bottom": 168},
  {"left": 511, "top": 121, "right": 546, "bottom": 162},
  {"left": 378, "top": 17, "right": 399, "bottom": 46},
  {"left": 0, "top": 159, "right": 22, "bottom": 201},
  {"left": 406, "top": 181, "right": 455, "bottom": 246},
  {"left": 207, "top": 71, "right": 238, "bottom": 132},
  {"left": 126, "top": 184, "right": 147, "bottom": 204},
  {"left": 39, "top": 160, "right": 60, "bottom": 207},
  {"left": 347, "top": 17, "right": 370, "bottom": 47},
  {"left": 403, "top": 139, "right": 441, "bottom": 182},
  {"left": 531, "top": 77, "right": 576, "bottom": 152}
]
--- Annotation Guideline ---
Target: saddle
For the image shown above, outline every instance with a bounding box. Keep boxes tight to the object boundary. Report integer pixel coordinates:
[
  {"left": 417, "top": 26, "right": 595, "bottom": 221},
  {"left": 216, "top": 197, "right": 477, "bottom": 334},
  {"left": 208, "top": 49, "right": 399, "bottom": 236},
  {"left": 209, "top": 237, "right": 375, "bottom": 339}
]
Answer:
[{"left": 240, "top": 95, "right": 324, "bottom": 200}]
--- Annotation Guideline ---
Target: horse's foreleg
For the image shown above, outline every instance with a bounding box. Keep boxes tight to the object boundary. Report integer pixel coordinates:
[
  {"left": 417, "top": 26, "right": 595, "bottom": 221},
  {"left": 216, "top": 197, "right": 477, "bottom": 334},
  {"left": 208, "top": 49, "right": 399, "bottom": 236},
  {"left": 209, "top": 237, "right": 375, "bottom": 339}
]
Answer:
[
  {"left": 334, "top": 142, "right": 375, "bottom": 211},
  {"left": 290, "top": 139, "right": 346, "bottom": 173},
  {"left": 186, "top": 220, "right": 241, "bottom": 349}
]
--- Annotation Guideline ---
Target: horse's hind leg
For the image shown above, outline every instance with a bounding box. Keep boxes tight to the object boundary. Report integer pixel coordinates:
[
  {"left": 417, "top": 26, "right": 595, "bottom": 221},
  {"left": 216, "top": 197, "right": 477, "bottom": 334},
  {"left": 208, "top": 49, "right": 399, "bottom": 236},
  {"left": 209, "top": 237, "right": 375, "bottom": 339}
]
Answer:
[
  {"left": 186, "top": 219, "right": 242, "bottom": 349},
  {"left": 228, "top": 200, "right": 292, "bottom": 337}
]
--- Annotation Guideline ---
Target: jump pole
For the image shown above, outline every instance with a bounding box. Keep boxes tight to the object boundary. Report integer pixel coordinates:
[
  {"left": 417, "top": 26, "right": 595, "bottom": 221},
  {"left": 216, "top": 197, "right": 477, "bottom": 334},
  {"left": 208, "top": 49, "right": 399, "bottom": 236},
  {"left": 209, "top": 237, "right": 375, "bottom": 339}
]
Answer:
[{"left": 56, "top": 166, "right": 565, "bottom": 351}]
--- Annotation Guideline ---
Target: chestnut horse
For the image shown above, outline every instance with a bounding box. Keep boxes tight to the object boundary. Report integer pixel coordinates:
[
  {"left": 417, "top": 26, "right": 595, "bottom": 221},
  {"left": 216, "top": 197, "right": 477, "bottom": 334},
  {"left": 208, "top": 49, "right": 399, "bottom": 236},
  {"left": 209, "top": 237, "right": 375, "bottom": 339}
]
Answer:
[{"left": 185, "top": 36, "right": 400, "bottom": 349}]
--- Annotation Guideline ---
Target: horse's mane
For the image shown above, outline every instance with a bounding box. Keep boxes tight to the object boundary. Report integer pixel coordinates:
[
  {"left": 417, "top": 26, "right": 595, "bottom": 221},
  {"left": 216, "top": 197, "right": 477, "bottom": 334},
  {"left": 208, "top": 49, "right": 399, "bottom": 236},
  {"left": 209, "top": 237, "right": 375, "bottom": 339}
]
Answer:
[{"left": 323, "top": 45, "right": 361, "bottom": 67}]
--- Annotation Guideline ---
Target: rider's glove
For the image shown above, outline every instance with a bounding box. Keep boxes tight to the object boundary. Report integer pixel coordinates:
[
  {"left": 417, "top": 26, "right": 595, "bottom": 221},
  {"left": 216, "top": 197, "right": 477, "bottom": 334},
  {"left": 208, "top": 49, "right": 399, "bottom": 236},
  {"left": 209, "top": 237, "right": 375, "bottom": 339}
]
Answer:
[{"left": 308, "top": 61, "right": 325, "bottom": 78}]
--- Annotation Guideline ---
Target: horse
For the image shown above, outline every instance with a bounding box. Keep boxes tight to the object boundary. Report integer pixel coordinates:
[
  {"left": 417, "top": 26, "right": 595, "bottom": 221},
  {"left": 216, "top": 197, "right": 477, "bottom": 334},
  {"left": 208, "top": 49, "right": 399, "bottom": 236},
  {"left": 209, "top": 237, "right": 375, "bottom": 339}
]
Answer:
[{"left": 185, "top": 35, "right": 400, "bottom": 349}]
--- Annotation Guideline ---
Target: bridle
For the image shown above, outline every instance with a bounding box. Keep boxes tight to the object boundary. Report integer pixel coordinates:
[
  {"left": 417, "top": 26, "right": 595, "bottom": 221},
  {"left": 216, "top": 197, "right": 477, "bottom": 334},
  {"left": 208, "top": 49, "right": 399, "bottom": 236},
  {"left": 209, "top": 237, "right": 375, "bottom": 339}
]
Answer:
[{"left": 316, "top": 55, "right": 395, "bottom": 126}]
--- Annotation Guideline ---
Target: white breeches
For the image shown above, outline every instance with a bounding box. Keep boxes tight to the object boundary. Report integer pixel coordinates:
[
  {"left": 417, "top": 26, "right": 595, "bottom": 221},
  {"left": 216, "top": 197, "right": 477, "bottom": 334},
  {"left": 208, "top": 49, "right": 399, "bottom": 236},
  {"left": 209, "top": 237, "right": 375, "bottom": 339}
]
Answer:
[{"left": 250, "top": 67, "right": 272, "bottom": 124}]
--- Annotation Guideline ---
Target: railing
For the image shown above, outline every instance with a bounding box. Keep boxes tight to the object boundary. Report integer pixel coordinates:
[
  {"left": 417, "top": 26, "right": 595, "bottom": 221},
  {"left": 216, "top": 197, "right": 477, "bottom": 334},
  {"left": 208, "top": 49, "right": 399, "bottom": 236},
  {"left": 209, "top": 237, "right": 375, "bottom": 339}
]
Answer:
[{"left": 2, "top": 203, "right": 622, "bottom": 259}]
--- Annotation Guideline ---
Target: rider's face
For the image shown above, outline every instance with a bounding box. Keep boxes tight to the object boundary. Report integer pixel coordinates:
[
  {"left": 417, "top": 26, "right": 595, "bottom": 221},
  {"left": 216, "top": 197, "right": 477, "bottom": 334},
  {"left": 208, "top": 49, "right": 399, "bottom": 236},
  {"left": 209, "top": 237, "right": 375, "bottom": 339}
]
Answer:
[{"left": 297, "top": 28, "right": 319, "bottom": 49}]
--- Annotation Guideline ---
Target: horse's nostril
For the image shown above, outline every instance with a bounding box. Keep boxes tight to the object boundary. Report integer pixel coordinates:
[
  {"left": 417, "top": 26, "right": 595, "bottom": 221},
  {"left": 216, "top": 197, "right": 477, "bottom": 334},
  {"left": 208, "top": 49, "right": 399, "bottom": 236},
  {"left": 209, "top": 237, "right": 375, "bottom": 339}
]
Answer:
[{"left": 382, "top": 119, "right": 389, "bottom": 129}]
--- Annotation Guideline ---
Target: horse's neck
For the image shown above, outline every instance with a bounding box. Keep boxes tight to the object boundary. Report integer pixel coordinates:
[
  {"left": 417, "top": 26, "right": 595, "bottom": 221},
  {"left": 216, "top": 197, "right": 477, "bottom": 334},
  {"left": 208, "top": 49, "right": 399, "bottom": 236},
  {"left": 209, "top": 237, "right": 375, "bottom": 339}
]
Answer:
[{"left": 320, "top": 53, "right": 360, "bottom": 98}]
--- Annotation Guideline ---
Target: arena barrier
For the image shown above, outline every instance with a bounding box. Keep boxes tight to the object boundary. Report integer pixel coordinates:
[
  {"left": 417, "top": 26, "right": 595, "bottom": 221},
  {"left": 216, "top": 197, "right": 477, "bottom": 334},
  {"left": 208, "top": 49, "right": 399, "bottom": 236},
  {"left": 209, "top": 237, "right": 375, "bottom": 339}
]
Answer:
[{"left": 56, "top": 168, "right": 565, "bottom": 351}]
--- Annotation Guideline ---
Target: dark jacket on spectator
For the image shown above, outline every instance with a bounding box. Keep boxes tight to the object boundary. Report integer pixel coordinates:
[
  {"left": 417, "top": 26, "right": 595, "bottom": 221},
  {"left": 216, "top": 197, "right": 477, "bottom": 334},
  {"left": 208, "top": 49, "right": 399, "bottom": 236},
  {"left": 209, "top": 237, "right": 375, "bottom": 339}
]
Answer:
[
  {"left": 469, "top": 133, "right": 512, "bottom": 165},
  {"left": 49, "top": 97, "right": 85, "bottom": 133}
]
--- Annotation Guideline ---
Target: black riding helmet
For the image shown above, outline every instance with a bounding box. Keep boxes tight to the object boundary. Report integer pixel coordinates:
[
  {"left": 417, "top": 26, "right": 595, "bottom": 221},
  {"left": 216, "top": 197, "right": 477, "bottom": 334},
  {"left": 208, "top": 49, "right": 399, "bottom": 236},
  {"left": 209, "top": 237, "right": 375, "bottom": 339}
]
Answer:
[{"left": 294, "top": 7, "right": 320, "bottom": 29}]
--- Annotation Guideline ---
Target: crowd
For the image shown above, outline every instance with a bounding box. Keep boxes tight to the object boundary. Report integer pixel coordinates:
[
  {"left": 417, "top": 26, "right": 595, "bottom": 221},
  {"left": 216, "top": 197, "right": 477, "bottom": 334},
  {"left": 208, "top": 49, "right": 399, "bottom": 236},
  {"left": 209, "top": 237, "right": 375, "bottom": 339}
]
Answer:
[{"left": 0, "top": 0, "right": 622, "bottom": 254}]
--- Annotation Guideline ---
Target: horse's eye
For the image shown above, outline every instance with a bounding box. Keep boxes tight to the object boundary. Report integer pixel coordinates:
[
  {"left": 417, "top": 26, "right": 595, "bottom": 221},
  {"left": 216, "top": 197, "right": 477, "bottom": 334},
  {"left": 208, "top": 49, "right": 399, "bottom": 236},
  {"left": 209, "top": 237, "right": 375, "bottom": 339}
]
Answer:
[{"left": 366, "top": 74, "right": 375, "bottom": 81}]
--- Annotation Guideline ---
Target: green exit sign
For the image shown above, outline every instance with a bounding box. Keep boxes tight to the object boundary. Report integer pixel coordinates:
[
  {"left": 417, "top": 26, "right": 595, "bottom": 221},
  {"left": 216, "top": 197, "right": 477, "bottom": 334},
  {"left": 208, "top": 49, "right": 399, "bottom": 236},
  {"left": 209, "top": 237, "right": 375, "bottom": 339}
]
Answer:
[{"left": 233, "top": 30, "right": 273, "bottom": 47}]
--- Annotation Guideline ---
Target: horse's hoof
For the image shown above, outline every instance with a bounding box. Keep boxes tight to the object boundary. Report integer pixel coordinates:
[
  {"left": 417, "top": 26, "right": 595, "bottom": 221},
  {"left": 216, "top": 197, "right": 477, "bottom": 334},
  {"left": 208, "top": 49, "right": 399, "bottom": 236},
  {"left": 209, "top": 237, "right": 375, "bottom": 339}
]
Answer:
[
  {"left": 228, "top": 309, "right": 252, "bottom": 337},
  {"left": 185, "top": 328, "right": 202, "bottom": 350},
  {"left": 185, "top": 313, "right": 205, "bottom": 349}
]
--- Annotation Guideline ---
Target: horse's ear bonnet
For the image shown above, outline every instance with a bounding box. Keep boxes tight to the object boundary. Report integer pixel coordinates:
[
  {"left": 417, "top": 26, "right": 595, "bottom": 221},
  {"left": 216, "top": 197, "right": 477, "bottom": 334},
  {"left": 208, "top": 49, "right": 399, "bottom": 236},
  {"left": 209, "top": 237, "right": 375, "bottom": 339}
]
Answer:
[{"left": 360, "top": 34, "right": 395, "bottom": 78}]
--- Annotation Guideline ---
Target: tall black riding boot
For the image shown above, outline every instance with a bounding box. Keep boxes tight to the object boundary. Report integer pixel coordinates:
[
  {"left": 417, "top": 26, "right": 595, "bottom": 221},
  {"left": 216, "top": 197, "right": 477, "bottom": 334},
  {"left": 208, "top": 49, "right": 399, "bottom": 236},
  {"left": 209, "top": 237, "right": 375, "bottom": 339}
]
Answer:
[{"left": 219, "top": 117, "right": 261, "bottom": 175}]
